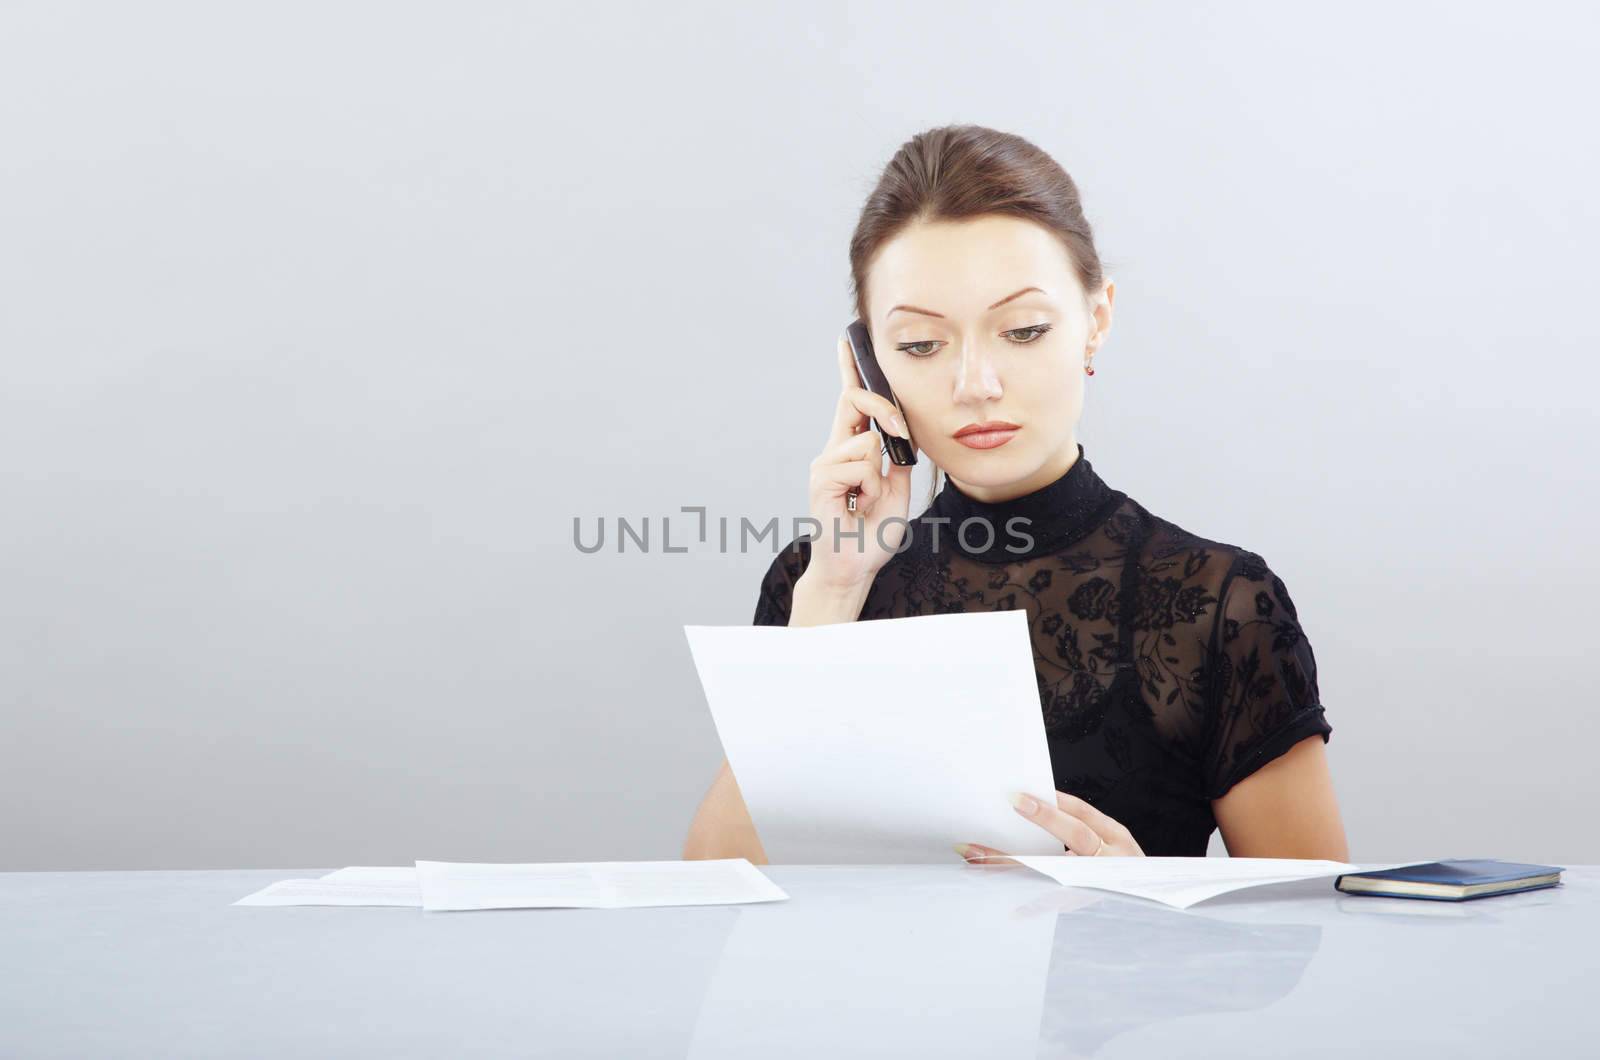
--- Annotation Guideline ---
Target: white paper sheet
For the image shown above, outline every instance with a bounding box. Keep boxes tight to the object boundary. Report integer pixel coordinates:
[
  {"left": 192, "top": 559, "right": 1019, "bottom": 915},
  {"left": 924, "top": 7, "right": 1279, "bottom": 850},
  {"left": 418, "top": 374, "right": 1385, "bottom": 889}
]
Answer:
[
  {"left": 318, "top": 866, "right": 417, "bottom": 884},
  {"left": 414, "top": 858, "right": 790, "bottom": 911},
  {"left": 683, "top": 609, "right": 1062, "bottom": 863},
  {"left": 1006, "top": 856, "right": 1435, "bottom": 909},
  {"left": 233, "top": 872, "right": 422, "bottom": 907}
]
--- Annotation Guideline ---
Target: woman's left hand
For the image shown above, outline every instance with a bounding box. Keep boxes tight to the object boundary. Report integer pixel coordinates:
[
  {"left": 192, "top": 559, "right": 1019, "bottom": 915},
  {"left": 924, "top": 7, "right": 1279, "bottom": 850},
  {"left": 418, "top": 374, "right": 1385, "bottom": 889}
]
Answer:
[{"left": 955, "top": 790, "right": 1146, "bottom": 863}]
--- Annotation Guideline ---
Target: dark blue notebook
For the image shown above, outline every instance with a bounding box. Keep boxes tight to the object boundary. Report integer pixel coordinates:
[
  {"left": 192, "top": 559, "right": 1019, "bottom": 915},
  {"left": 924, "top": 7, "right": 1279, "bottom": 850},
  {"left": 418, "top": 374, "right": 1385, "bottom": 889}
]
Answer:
[{"left": 1334, "top": 859, "right": 1564, "bottom": 901}]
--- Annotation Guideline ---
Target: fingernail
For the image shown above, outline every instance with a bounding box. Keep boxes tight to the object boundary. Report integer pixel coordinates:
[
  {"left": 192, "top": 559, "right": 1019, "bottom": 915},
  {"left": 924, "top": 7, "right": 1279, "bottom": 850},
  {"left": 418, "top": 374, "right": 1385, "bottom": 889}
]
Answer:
[
  {"left": 952, "top": 843, "right": 972, "bottom": 860},
  {"left": 889, "top": 415, "right": 906, "bottom": 436},
  {"left": 1011, "top": 792, "right": 1038, "bottom": 815}
]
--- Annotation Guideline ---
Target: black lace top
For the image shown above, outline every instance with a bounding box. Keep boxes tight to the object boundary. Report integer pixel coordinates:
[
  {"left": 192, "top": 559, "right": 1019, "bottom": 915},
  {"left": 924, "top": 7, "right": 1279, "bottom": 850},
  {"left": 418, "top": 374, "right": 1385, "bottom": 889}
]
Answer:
[{"left": 751, "top": 444, "right": 1331, "bottom": 857}]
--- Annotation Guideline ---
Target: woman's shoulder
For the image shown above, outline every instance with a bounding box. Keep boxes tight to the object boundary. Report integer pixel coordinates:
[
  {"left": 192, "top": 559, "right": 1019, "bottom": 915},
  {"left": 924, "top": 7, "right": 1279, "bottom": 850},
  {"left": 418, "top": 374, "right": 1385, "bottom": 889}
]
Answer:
[
  {"left": 758, "top": 533, "right": 813, "bottom": 584},
  {"left": 1118, "top": 495, "right": 1286, "bottom": 602},
  {"left": 750, "top": 534, "right": 814, "bottom": 625}
]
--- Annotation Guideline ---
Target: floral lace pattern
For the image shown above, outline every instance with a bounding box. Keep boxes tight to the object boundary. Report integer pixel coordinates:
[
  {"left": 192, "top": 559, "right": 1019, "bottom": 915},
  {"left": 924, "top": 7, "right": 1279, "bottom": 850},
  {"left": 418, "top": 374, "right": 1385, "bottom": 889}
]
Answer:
[{"left": 751, "top": 446, "right": 1330, "bottom": 856}]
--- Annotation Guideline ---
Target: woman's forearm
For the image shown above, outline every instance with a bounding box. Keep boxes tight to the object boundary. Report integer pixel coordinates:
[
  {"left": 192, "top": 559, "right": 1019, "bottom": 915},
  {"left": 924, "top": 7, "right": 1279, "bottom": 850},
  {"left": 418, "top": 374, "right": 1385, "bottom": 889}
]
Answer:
[
  {"left": 682, "top": 759, "right": 769, "bottom": 863},
  {"left": 788, "top": 568, "right": 872, "bottom": 626}
]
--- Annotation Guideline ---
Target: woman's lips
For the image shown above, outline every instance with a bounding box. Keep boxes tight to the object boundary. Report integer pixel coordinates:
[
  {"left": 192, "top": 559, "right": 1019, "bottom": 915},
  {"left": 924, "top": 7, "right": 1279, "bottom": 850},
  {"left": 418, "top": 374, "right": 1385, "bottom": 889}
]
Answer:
[{"left": 953, "top": 427, "right": 1019, "bottom": 449}]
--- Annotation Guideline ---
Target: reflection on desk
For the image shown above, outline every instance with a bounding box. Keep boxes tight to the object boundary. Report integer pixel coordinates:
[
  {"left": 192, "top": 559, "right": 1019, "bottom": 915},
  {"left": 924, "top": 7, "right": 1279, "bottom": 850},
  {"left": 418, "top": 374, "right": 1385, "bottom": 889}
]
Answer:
[{"left": 0, "top": 863, "right": 1593, "bottom": 1058}]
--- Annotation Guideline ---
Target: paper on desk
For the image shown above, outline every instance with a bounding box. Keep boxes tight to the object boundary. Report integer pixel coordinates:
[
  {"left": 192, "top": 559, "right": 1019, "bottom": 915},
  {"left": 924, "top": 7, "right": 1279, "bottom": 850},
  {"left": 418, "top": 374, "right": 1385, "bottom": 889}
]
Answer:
[
  {"left": 233, "top": 870, "right": 421, "bottom": 907},
  {"left": 319, "top": 866, "right": 417, "bottom": 885},
  {"left": 1006, "top": 856, "right": 1434, "bottom": 909},
  {"left": 415, "top": 858, "right": 789, "bottom": 911},
  {"left": 684, "top": 609, "right": 1062, "bottom": 863}
]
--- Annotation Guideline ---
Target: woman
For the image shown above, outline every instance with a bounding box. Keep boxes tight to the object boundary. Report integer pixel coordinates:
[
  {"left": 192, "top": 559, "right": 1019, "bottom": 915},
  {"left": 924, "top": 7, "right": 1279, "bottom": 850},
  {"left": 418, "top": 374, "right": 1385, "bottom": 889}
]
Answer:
[{"left": 683, "top": 124, "right": 1348, "bottom": 863}]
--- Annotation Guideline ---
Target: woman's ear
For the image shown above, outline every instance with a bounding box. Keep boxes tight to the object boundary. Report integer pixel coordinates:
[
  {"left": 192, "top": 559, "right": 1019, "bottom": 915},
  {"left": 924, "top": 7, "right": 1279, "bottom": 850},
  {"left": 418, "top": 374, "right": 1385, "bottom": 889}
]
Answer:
[{"left": 1087, "top": 277, "right": 1115, "bottom": 351}]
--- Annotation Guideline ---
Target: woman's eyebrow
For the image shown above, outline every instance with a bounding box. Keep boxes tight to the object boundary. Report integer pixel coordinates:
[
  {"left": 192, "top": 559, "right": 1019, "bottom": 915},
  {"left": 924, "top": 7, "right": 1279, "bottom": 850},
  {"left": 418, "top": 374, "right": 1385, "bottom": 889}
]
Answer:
[{"left": 886, "top": 286, "right": 1046, "bottom": 319}]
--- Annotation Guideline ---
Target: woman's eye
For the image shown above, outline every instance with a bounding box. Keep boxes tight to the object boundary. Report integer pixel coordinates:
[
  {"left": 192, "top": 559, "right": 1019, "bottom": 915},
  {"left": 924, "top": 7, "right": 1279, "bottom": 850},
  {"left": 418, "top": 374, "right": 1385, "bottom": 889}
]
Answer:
[
  {"left": 1005, "top": 323, "right": 1054, "bottom": 344},
  {"left": 896, "top": 325, "right": 1050, "bottom": 357}
]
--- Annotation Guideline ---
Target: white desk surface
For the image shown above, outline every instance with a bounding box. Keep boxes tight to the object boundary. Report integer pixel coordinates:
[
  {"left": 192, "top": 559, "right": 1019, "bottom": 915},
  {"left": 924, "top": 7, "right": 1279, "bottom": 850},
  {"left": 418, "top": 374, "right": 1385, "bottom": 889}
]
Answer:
[{"left": 2, "top": 863, "right": 1594, "bottom": 1058}]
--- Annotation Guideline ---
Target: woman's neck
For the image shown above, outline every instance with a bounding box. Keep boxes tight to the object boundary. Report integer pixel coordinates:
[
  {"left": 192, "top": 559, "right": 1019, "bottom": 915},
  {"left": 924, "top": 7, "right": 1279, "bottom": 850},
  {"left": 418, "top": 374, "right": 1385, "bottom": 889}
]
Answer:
[{"left": 945, "top": 436, "right": 1081, "bottom": 505}]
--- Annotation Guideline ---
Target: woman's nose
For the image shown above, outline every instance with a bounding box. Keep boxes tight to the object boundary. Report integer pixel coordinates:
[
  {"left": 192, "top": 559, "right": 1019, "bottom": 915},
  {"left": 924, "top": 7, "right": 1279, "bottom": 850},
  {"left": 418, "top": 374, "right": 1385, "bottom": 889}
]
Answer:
[{"left": 952, "top": 341, "right": 1003, "bottom": 403}]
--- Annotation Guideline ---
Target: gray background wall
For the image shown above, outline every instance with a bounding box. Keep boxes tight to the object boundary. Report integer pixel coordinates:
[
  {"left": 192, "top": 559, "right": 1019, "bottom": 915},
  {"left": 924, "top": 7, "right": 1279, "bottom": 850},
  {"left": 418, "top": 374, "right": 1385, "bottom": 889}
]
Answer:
[{"left": 3, "top": 1, "right": 1595, "bottom": 870}]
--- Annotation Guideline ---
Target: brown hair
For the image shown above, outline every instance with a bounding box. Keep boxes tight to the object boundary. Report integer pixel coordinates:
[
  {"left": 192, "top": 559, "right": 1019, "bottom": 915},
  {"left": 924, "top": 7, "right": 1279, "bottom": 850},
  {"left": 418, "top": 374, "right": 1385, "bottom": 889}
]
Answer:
[{"left": 847, "top": 124, "right": 1107, "bottom": 505}]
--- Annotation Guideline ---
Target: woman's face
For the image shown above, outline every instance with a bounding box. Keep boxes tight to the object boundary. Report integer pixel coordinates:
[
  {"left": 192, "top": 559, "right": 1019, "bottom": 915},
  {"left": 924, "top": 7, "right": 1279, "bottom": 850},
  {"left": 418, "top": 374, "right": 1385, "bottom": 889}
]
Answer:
[{"left": 865, "top": 214, "right": 1114, "bottom": 503}]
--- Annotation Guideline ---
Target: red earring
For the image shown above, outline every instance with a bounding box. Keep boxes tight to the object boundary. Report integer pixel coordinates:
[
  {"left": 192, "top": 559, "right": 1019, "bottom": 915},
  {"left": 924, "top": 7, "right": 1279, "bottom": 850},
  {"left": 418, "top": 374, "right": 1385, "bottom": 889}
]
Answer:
[{"left": 1084, "top": 361, "right": 1095, "bottom": 376}]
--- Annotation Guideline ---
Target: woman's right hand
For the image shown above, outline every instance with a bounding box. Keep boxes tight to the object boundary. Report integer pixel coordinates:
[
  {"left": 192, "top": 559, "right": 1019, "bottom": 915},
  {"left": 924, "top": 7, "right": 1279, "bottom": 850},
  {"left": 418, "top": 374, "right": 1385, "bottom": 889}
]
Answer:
[{"left": 802, "top": 333, "right": 917, "bottom": 593}]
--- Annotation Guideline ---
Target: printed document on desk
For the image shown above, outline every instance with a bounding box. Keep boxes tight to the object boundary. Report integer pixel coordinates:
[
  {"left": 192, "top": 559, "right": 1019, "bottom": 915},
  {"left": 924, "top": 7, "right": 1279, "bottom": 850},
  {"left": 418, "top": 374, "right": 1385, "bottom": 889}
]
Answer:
[
  {"left": 233, "top": 867, "right": 421, "bottom": 907},
  {"left": 684, "top": 609, "right": 1062, "bottom": 863},
  {"left": 415, "top": 858, "right": 789, "bottom": 911},
  {"left": 1007, "top": 856, "right": 1436, "bottom": 909}
]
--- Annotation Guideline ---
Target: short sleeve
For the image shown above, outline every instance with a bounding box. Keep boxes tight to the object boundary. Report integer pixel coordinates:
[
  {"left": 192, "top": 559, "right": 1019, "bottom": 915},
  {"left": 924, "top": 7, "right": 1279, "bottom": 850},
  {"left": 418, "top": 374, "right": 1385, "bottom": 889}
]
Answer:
[
  {"left": 752, "top": 537, "right": 812, "bottom": 626},
  {"left": 1202, "top": 551, "right": 1332, "bottom": 799}
]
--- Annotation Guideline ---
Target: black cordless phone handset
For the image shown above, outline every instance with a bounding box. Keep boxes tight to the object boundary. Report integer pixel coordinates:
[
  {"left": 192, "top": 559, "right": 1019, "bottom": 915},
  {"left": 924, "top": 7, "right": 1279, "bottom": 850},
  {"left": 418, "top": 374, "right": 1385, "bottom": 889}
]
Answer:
[{"left": 845, "top": 318, "right": 917, "bottom": 466}]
